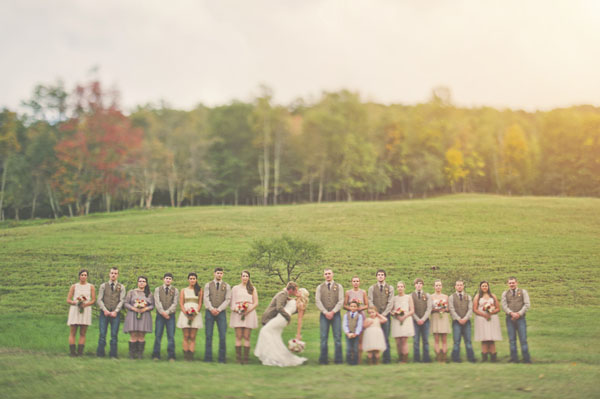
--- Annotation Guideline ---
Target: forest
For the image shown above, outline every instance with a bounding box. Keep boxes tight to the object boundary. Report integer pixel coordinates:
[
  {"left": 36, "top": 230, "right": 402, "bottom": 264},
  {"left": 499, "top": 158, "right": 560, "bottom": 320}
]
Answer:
[{"left": 1, "top": 79, "right": 599, "bottom": 220}]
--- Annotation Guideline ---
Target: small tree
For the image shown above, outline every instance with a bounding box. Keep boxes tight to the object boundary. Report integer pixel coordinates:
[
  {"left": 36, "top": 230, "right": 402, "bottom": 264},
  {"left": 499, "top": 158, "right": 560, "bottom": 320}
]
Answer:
[{"left": 246, "top": 235, "right": 322, "bottom": 284}]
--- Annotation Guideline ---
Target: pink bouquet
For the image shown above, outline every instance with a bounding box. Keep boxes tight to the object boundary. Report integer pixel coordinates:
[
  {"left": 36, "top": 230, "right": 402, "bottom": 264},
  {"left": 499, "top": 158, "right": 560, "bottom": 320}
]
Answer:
[
  {"left": 76, "top": 295, "right": 87, "bottom": 314},
  {"left": 392, "top": 307, "right": 406, "bottom": 325},
  {"left": 134, "top": 299, "right": 148, "bottom": 320},
  {"left": 288, "top": 338, "right": 306, "bottom": 353},
  {"left": 434, "top": 299, "right": 448, "bottom": 319},
  {"left": 235, "top": 301, "right": 250, "bottom": 321},
  {"left": 185, "top": 307, "right": 198, "bottom": 326},
  {"left": 482, "top": 302, "right": 496, "bottom": 321}
]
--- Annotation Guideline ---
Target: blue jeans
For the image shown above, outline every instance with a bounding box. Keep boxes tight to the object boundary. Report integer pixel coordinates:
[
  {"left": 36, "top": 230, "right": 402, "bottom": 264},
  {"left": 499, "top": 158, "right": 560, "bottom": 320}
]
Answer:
[
  {"left": 205, "top": 310, "right": 227, "bottom": 362},
  {"left": 152, "top": 313, "right": 176, "bottom": 359},
  {"left": 451, "top": 320, "right": 475, "bottom": 362},
  {"left": 506, "top": 315, "right": 530, "bottom": 362},
  {"left": 346, "top": 335, "right": 359, "bottom": 365},
  {"left": 381, "top": 314, "right": 391, "bottom": 363},
  {"left": 319, "top": 312, "right": 343, "bottom": 364},
  {"left": 413, "top": 319, "right": 431, "bottom": 362},
  {"left": 97, "top": 312, "right": 120, "bottom": 357}
]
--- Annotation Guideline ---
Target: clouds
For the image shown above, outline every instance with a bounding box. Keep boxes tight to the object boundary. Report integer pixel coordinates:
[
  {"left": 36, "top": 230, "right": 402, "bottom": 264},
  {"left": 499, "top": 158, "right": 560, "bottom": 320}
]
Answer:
[{"left": 1, "top": 0, "right": 599, "bottom": 112}]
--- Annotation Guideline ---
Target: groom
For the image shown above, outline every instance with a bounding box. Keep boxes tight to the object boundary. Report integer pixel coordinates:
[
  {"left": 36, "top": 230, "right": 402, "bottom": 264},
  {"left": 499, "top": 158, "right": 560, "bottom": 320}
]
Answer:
[{"left": 261, "top": 282, "right": 298, "bottom": 325}]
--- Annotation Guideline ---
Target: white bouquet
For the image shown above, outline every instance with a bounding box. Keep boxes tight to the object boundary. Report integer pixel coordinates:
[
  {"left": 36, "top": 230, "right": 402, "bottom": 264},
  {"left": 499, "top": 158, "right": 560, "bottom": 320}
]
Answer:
[{"left": 287, "top": 338, "right": 306, "bottom": 353}]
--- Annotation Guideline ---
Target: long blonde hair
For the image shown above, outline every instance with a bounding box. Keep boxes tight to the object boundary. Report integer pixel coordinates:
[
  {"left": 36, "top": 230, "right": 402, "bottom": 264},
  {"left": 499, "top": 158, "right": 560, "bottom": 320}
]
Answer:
[{"left": 296, "top": 288, "right": 309, "bottom": 308}]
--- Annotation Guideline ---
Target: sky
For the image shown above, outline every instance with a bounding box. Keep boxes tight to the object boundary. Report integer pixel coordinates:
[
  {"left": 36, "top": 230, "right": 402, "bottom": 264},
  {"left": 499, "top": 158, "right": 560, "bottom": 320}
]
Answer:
[{"left": 1, "top": 0, "right": 600, "bottom": 113}]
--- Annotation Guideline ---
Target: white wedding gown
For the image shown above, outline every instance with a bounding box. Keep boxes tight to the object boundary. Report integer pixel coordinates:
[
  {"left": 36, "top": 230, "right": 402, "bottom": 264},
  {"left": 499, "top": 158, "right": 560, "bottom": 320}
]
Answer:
[{"left": 254, "top": 299, "right": 307, "bottom": 367}]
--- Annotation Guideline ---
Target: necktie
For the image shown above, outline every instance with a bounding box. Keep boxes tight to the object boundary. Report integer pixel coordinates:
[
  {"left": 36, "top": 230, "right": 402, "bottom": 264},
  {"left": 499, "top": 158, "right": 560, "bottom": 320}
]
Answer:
[
  {"left": 459, "top": 293, "right": 463, "bottom": 301},
  {"left": 351, "top": 313, "right": 355, "bottom": 319},
  {"left": 327, "top": 283, "right": 331, "bottom": 290},
  {"left": 379, "top": 285, "right": 383, "bottom": 293},
  {"left": 165, "top": 287, "right": 169, "bottom": 295},
  {"left": 418, "top": 292, "right": 421, "bottom": 299},
  {"left": 216, "top": 282, "right": 220, "bottom": 291},
  {"left": 110, "top": 282, "right": 114, "bottom": 292}
]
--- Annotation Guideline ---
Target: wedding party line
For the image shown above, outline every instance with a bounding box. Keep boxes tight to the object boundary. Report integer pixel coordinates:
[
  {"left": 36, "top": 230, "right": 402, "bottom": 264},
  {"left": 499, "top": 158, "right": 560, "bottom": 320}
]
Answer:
[{"left": 66, "top": 267, "right": 531, "bottom": 366}]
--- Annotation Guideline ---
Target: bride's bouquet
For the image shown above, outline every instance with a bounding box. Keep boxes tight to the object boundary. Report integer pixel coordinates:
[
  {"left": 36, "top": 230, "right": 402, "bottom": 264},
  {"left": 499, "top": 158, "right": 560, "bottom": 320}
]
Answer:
[{"left": 287, "top": 338, "right": 306, "bottom": 353}]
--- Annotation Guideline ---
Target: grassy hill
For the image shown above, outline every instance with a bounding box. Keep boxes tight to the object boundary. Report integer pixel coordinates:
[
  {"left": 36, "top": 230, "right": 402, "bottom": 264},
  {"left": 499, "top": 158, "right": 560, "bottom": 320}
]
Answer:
[{"left": 1, "top": 194, "right": 599, "bottom": 398}]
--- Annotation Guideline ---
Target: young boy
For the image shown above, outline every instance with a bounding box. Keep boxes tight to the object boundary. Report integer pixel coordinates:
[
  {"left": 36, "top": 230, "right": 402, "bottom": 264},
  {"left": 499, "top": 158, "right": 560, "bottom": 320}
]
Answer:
[{"left": 343, "top": 300, "right": 364, "bottom": 365}]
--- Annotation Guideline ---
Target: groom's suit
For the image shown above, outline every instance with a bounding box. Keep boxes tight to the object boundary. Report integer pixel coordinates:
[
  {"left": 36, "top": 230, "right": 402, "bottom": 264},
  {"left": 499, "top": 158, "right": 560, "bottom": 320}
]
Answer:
[{"left": 261, "top": 290, "right": 291, "bottom": 325}]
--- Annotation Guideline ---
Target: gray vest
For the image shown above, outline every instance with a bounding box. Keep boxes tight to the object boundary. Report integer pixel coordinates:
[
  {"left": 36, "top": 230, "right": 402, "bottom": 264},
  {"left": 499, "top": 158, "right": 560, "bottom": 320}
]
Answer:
[
  {"left": 372, "top": 284, "right": 391, "bottom": 314},
  {"left": 347, "top": 313, "right": 359, "bottom": 333},
  {"left": 208, "top": 281, "right": 227, "bottom": 308},
  {"left": 505, "top": 289, "right": 525, "bottom": 313},
  {"left": 412, "top": 292, "right": 428, "bottom": 318},
  {"left": 158, "top": 286, "right": 176, "bottom": 312},
  {"left": 452, "top": 292, "right": 469, "bottom": 318},
  {"left": 319, "top": 282, "right": 340, "bottom": 312},
  {"left": 103, "top": 282, "right": 122, "bottom": 311}
]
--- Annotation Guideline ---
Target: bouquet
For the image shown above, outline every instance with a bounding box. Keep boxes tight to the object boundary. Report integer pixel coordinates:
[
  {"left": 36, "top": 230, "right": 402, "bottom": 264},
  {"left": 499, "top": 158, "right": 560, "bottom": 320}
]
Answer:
[
  {"left": 234, "top": 301, "right": 250, "bottom": 321},
  {"left": 185, "top": 307, "right": 198, "bottom": 327},
  {"left": 134, "top": 299, "right": 148, "bottom": 320},
  {"left": 482, "top": 302, "right": 495, "bottom": 321},
  {"left": 288, "top": 338, "right": 306, "bottom": 353},
  {"left": 433, "top": 299, "right": 448, "bottom": 319},
  {"left": 392, "top": 307, "right": 405, "bottom": 325},
  {"left": 76, "top": 295, "right": 87, "bottom": 314}
]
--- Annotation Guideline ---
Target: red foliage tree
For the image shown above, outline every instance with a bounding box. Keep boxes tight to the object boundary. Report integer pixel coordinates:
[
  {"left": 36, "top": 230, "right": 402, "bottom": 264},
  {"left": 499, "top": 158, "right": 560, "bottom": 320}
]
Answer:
[{"left": 53, "top": 81, "right": 142, "bottom": 215}]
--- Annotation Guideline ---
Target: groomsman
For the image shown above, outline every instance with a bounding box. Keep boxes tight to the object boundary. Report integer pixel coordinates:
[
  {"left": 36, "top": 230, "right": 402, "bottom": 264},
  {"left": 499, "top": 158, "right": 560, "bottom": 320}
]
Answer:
[
  {"left": 96, "top": 267, "right": 126, "bottom": 358},
  {"left": 315, "top": 268, "right": 344, "bottom": 364},
  {"left": 152, "top": 273, "right": 179, "bottom": 361},
  {"left": 501, "top": 276, "right": 531, "bottom": 363},
  {"left": 411, "top": 278, "right": 432, "bottom": 362},
  {"left": 449, "top": 280, "right": 476, "bottom": 362},
  {"left": 204, "top": 267, "right": 231, "bottom": 363},
  {"left": 368, "top": 269, "right": 394, "bottom": 363}
]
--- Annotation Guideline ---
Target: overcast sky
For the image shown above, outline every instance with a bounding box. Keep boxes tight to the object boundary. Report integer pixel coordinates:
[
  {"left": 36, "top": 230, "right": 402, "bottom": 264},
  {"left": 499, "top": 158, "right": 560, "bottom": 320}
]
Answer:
[{"left": 2, "top": 0, "right": 599, "bottom": 112}]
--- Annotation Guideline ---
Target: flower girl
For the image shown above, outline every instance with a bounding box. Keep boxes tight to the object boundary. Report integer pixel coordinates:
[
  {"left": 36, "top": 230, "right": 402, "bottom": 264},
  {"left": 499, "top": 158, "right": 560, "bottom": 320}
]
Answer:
[{"left": 361, "top": 306, "right": 388, "bottom": 365}]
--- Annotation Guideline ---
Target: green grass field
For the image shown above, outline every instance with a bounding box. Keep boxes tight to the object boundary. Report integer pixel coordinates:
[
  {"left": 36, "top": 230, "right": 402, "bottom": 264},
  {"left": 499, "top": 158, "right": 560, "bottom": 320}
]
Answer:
[{"left": 1, "top": 194, "right": 599, "bottom": 398}]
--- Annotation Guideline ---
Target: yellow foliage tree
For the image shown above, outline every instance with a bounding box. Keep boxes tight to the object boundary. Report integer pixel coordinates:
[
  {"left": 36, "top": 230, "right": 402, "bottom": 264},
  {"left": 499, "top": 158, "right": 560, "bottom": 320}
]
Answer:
[
  {"left": 444, "top": 147, "right": 468, "bottom": 192},
  {"left": 500, "top": 124, "right": 530, "bottom": 194}
]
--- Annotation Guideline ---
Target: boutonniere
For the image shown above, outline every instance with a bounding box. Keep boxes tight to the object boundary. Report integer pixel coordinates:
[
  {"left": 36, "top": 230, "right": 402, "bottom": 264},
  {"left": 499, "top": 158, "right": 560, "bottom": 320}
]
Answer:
[
  {"left": 333, "top": 284, "right": 338, "bottom": 292},
  {"left": 221, "top": 284, "right": 226, "bottom": 291},
  {"left": 423, "top": 295, "right": 427, "bottom": 301},
  {"left": 385, "top": 287, "right": 389, "bottom": 296}
]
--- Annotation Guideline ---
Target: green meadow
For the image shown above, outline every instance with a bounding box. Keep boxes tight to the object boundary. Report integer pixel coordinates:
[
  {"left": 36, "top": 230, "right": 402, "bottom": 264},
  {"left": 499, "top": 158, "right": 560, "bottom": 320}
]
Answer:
[{"left": 1, "top": 194, "right": 599, "bottom": 398}]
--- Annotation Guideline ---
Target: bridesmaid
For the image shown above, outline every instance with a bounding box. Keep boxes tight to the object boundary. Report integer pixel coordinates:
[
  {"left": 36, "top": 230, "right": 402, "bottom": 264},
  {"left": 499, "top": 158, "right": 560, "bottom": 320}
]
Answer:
[
  {"left": 177, "top": 272, "right": 203, "bottom": 361},
  {"left": 230, "top": 270, "right": 259, "bottom": 364},
  {"left": 343, "top": 276, "right": 368, "bottom": 363},
  {"left": 123, "top": 276, "right": 154, "bottom": 359},
  {"left": 390, "top": 281, "right": 414, "bottom": 363},
  {"left": 66, "top": 269, "right": 96, "bottom": 357},
  {"left": 431, "top": 279, "right": 451, "bottom": 362},
  {"left": 473, "top": 281, "right": 502, "bottom": 362}
]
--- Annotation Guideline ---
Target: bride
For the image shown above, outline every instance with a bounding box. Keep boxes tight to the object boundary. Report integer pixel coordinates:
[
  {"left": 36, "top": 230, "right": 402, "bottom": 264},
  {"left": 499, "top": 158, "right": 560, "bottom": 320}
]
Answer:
[{"left": 254, "top": 287, "right": 309, "bottom": 366}]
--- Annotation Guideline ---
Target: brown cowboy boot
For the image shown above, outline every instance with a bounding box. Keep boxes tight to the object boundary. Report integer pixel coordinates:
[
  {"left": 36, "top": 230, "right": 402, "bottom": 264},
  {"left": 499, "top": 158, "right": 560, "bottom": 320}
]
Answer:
[
  {"left": 242, "top": 346, "right": 250, "bottom": 365},
  {"left": 69, "top": 344, "right": 77, "bottom": 357},
  {"left": 235, "top": 346, "right": 242, "bottom": 364},
  {"left": 77, "top": 344, "right": 85, "bottom": 357}
]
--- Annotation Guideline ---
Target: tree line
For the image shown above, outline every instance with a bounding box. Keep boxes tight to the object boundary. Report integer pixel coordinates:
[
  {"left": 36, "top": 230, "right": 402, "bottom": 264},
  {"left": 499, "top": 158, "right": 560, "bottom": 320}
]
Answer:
[{"left": 1, "top": 80, "right": 599, "bottom": 220}]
